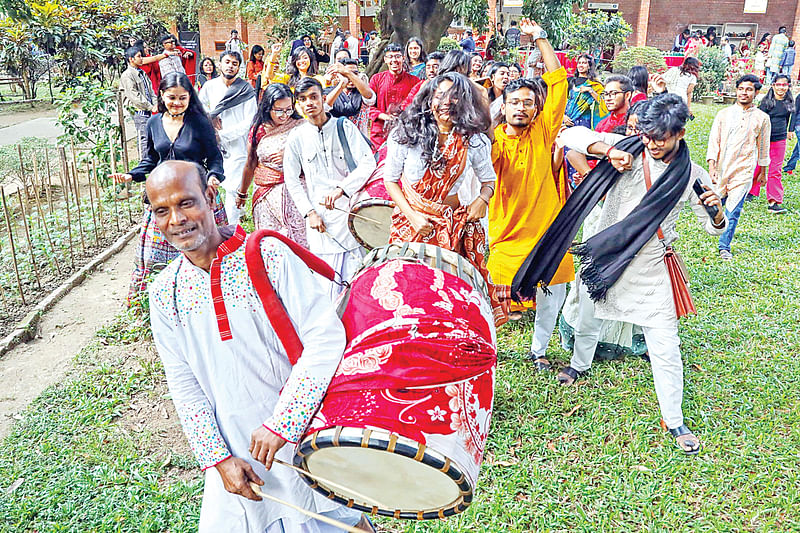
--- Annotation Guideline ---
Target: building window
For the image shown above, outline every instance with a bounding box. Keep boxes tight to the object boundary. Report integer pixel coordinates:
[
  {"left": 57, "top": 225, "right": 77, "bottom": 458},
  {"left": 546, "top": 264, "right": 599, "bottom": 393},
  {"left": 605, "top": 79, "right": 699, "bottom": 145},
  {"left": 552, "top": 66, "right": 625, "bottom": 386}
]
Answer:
[{"left": 215, "top": 41, "right": 226, "bottom": 52}]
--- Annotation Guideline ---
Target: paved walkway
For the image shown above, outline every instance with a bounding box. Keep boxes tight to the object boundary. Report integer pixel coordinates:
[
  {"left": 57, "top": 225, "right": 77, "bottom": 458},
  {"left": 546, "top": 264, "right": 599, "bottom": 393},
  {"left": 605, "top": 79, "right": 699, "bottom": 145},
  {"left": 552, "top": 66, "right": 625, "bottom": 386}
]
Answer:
[{"left": 0, "top": 116, "right": 64, "bottom": 146}]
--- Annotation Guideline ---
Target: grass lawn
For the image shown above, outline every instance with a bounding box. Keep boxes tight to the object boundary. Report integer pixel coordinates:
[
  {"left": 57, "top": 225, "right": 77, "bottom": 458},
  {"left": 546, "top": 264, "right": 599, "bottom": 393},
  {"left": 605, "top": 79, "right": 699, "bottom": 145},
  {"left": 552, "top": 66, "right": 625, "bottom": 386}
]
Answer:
[{"left": 1, "top": 103, "right": 800, "bottom": 531}]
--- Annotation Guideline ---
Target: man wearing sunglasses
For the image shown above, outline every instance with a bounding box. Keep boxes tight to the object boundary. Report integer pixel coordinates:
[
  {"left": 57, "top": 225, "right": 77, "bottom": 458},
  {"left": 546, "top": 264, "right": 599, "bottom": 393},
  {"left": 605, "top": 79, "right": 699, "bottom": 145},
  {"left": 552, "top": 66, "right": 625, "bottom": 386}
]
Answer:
[{"left": 551, "top": 94, "right": 727, "bottom": 455}]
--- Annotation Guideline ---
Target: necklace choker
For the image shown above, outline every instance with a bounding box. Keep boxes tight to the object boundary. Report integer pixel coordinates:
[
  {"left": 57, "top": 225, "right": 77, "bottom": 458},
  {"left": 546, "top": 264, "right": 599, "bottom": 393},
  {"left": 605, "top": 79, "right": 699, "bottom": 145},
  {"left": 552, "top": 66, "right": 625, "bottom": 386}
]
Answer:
[{"left": 167, "top": 110, "right": 186, "bottom": 118}]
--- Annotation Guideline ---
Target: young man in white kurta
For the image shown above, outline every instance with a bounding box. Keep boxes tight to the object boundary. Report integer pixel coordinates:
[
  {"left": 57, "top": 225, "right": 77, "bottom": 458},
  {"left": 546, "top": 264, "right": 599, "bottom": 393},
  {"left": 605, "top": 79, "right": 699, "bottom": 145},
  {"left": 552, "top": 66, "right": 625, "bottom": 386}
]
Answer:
[
  {"left": 559, "top": 125, "right": 727, "bottom": 442},
  {"left": 284, "top": 79, "right": 376, "bottom": 295},
  {"left": 199, "top": 52, "right": 258, "bottom": 226},
  {"left": 146, "top": 161, "right": 366, "bottom": 532}
]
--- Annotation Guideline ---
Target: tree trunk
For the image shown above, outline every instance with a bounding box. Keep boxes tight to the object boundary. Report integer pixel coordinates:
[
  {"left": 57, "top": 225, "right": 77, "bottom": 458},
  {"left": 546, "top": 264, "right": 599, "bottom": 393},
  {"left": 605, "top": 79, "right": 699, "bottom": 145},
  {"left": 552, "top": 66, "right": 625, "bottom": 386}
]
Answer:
[{"left": 366, "top": 0, "right": 454, "bottom": 77}]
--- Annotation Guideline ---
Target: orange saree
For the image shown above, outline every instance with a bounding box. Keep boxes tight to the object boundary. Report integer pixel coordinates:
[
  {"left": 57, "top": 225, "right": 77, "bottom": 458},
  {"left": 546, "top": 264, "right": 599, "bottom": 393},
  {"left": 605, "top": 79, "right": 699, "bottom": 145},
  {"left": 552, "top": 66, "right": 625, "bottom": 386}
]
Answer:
[{"left": 389, "top": 133, "right": 507, "bottom": 326}]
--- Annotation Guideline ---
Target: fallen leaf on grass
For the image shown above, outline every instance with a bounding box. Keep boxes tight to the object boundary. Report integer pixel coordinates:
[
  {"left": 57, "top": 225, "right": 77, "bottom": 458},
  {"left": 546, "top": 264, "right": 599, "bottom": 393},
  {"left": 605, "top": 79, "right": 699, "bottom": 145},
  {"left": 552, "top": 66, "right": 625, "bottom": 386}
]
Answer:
[
  {"left": 692, "top": 364, "right": 705, "bottom": 372},
  {"left": 493, "top": 458, "right": 519, "bottom": 467},
  {"left": 6, "top": 478, "right": 24, "bottom": 494},
  {"left": 562, "top": 404, "right": 581, "bottom": 417},
  {"left": 515, "top": 492, "right": 530, "bottom": 502},
  {"left": 546, "top": 441, "right": 556, "bottom": 452},
  {"left": 631, "top": 465, "right": 651, "bottom": 472}
]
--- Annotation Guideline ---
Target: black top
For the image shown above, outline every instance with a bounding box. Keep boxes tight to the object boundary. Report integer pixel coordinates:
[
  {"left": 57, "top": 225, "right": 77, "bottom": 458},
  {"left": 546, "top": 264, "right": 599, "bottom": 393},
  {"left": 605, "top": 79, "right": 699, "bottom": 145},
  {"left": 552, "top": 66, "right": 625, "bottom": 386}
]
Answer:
[
  {"left": 760, "top": 97, "right": 792, "bottom": 143},
  {"left": 129, "top": 112, "right": 225, "bottom": 182}
]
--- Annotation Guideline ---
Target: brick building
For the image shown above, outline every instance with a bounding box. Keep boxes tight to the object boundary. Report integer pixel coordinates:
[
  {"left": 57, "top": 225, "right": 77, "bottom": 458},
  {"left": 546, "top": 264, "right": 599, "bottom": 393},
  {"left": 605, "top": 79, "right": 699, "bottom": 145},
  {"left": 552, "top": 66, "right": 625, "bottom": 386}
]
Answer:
[{"left": 614, "top": 0, "right": 800, "bottom": 52}]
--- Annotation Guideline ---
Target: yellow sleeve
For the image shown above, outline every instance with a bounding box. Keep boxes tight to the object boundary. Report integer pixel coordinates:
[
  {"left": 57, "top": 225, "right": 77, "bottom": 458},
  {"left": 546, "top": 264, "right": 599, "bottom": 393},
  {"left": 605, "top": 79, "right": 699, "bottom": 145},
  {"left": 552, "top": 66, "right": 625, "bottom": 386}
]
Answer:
[
  {"left": 270, "top": 72, "right": 290, "bottom": 85},
  {"left": 541, "top": 67, "right": 568, "bottom": 145}
]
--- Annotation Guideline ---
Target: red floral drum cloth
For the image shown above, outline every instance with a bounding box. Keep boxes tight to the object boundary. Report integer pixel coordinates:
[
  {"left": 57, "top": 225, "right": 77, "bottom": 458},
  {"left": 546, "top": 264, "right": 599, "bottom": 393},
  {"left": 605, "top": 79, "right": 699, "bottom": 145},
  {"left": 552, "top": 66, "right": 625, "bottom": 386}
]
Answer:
[{"left": 296, "top": 255, "right": 497, "bottom": 519}]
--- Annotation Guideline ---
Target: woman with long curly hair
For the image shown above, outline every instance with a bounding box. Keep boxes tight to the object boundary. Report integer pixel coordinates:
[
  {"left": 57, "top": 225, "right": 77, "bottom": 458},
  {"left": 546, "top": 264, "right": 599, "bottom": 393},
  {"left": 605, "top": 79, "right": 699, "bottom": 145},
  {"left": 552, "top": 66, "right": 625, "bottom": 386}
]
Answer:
[
  {"left": 383, "top": 71, "right": 505, "bottom": 325},
  {"left": 238, "top": 83, "right": 308, "bottom": 244}
]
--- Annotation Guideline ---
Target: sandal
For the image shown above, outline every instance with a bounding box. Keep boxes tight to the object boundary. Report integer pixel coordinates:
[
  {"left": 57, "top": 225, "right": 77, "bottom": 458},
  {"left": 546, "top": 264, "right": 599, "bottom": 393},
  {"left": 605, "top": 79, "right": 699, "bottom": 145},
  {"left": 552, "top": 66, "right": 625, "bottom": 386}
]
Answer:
[
  {"left": 508, "top": 311, "right": 524, "bottom": 321},
  {"left": 528, "top": 353, "right": 551, "bottom": 371},
  {"left": 556, "top": 366, "right": 586, "bottom": 385},
  {"left": 669, "top": 424, "right": 701, "bottom": 455}
]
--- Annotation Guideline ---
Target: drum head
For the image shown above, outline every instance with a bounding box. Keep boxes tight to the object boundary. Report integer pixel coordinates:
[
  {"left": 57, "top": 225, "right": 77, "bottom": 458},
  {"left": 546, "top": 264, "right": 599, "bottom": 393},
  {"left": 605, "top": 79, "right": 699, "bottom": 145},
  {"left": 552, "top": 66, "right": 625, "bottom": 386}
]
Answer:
[
  {"left": 348, "top": 200, "right": 395, "bottom": 250},
  {"left": 296, "top": 427, "right": 472, "bottom": 519}
]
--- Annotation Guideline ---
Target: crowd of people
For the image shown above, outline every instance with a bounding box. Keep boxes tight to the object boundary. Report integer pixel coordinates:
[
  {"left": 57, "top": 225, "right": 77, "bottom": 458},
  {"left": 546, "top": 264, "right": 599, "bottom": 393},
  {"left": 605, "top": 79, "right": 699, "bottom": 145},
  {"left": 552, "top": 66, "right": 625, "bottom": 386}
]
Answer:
[{"left": 113, "top": 17, "right": 792, "bottom": 533}]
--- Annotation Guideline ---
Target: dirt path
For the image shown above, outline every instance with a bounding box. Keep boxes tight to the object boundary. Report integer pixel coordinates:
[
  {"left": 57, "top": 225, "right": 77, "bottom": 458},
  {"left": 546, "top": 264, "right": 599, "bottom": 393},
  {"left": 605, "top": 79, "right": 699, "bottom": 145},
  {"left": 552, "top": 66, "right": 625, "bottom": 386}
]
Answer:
[{"left": 0, "top": 238, "right": 135, "bottom": 439}]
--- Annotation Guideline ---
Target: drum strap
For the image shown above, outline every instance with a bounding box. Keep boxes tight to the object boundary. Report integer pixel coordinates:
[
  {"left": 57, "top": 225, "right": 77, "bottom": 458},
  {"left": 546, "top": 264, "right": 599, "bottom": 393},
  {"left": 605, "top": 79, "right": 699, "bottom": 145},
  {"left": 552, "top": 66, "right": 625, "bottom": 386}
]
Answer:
[
  {"left": 336, "top": 117, "right": 358, "bottom": 173},
  {"left": 244, "top": 229, "right": 336, "bottom": 365}
]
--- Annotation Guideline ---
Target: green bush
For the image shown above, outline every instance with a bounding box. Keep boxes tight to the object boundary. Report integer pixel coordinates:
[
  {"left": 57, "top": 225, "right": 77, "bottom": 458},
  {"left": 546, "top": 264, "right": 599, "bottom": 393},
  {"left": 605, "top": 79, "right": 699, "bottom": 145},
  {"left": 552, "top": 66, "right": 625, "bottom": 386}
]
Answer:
[
  {"left": 694, "top": 46, "right": 728, "bottom": 98},
  {"left": 438, "top": 37, "right": 460, "bottom": 51},
  {"left": 612, "top": 46, "right": 667, "bottom": 74}
]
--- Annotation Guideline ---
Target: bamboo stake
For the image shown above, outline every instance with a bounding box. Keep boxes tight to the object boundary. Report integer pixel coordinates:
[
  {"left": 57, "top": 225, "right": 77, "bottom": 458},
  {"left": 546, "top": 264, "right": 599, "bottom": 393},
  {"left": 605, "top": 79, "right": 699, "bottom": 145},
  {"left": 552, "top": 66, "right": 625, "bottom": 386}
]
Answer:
[
  {"left": 30, "top": 152, "right": 44, "bottom": 232},
  {"left": 58, "top": 148, "right": 75, "bottom": 269},
  {"left": 248, "top": 484, "right": 361, "bottom": 533},
  {"left": 0, "top": 239, "right": 9, "bottom": 308},
  {"left": 91, "top": 159, "right": 105, "bottom": 241},
  {"left": 44, "top": 148, "right": 54, "bottom": 216},
  {"left": 1, "top": 188, "right": 26, "bottom": 305},
  {"left": 27, "top": 165, "right": 61, "bottom": 276},
  {"left": 15, "top": 189, "right": 42, "bottom": 291},
  {"left": 70, "top": 160, "right": 86, "bottom": 253},
  {"left": 108, "top": 137, "right": 121, "bottom": 232},
  {"left": 16, "top": 144, "right": 31, "bottom": 205},
  {"left": 115, "top": 91, "right": 130, "bottom": 171},
  {"left": 86, "top": 164, "right": 99, "bottom": 245}
]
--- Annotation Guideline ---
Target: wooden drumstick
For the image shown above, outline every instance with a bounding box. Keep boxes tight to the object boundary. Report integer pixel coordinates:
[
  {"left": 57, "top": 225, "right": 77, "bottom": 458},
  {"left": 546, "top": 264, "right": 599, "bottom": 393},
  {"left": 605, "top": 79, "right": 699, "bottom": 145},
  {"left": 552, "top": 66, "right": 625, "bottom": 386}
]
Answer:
[
  {"left": 322, "top": 203, "right": 384, "bottom": 225},
  {"left": 249, "top": 483, "right": 363, "bottom": 533},
  {"left": 272, "top": 458, "right": 388, "bottom": 509}
]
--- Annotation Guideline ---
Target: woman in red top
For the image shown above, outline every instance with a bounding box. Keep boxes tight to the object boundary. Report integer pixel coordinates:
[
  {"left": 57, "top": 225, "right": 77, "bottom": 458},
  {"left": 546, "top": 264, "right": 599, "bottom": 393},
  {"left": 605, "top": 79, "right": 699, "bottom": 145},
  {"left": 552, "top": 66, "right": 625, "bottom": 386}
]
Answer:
[
  {"left": 628, "top": 65, "right": 649, "bottom": 103},
  {"left": 246, "top": 45, "right": 265, "bottom": 88}
]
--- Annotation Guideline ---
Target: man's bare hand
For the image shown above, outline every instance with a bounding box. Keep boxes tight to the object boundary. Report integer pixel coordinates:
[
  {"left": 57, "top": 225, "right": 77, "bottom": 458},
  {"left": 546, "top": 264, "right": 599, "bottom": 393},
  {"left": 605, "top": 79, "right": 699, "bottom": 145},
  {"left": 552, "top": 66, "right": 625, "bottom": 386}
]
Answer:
[
  {"left": 215, "top": 456, "right": 264, "bottom": 501},
  {"left": 308, "top": 210, "right": 326, "bottom": 233},
  {"left": 322, "top": 187, "right": 344, "bottom": 210},
  {"left": 757, "top": 169, "right": 767, "bottom": 185},
  {"left": 607, "top": 149, "right": 633, "bottom": 172},
  {"left": 652, "top": 73, "right": 666, "bottom": 93},
  {"left": 250, "top": 426, "right": 287, "bottom": 470},
  {"left": 696, "top": 184, "right": 725, "bottom": 226}
]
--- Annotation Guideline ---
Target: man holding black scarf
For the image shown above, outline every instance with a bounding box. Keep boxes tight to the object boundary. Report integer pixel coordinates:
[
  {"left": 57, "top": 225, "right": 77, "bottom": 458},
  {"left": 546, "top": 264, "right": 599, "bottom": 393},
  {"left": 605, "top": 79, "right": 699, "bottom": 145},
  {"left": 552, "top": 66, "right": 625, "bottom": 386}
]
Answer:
[
  {"left": 513, "top": 95, "right": 727, "bottom": 455},
  {"left": 200, "top": 50, "right": 257, "bottom": 225}
]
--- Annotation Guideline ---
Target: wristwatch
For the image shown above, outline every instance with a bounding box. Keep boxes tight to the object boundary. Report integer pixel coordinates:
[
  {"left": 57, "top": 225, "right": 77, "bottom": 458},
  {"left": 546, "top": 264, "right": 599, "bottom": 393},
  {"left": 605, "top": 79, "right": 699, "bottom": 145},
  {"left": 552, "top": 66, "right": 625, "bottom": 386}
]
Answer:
[{"left": 532, "top": 27, "right": 548, "bottom": 41}]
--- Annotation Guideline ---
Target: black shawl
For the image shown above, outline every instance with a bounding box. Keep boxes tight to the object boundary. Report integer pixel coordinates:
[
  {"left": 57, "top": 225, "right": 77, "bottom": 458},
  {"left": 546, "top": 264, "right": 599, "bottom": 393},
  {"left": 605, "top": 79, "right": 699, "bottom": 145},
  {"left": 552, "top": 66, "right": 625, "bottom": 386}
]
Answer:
[
  {"left": 209, "top": 78, "right": 256, "bottom": 118},
  {"left": 512, "top": 135, "right": 692, "bottom": 302}
]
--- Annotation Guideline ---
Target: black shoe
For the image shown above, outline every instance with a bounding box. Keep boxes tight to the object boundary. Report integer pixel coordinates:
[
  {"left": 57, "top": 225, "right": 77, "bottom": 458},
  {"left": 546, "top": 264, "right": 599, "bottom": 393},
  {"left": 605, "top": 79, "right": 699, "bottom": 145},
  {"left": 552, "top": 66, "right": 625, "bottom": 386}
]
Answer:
[
  {"left": 528, "top": 353, "right": 551, "bottom": 371},
  {"left": 768, "top": 203, "right": 787, "bottom": 214},
  {"left": 745, "top": 193, "right": 757, "bottom": 202}
]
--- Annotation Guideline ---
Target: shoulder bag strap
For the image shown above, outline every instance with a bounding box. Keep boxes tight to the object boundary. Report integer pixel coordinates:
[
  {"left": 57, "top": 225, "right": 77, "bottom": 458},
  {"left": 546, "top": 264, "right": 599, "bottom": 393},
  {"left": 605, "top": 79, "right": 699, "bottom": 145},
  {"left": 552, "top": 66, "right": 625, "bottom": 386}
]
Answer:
[
  {"left": 641, "top": 153, "right": 666, "bottom": 242},
  {"left": 244, "top": 229, "right": 336, "bottom": 365},
  {"left": 336, "top": 116, "right": 357, "bottom": 173}
]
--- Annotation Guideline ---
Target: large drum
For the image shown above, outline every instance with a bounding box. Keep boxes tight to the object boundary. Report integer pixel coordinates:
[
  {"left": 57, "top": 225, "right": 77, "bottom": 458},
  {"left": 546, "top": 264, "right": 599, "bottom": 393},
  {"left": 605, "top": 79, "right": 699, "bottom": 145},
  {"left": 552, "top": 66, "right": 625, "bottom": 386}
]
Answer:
[
  {"left": 347, "top": 162, "right": 395, "bottom": 251},
  {"left": 294, "top": 243, "right": 497, "bottom": 519}
]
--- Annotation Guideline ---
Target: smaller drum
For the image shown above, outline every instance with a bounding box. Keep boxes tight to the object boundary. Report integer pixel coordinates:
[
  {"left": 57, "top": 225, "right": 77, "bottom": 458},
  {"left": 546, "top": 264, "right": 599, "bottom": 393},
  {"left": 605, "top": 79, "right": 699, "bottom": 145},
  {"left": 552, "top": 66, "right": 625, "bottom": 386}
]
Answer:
[{"left": 348, "top": 162, "right": 395, "bottom": 250}]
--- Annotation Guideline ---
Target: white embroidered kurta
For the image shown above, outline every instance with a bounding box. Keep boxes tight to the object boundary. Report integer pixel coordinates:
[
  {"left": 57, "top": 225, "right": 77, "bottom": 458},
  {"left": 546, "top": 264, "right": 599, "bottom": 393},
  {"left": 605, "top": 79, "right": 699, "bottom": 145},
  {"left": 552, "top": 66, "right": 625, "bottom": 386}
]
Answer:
[
  {"left": 706, "top": 104, "right": 771, "bottom": 208},
  {"left": 199, "top": 77, "right": 259, "bottom": 193},
  {"left": 283, "top": 117, "right": 376, "bottom": 256},
  {"left": 149, "top": 227, "right": 359, "bottom": 532},
  {"left": 563, "top": 128, "right": 728, "bottom": 327}
]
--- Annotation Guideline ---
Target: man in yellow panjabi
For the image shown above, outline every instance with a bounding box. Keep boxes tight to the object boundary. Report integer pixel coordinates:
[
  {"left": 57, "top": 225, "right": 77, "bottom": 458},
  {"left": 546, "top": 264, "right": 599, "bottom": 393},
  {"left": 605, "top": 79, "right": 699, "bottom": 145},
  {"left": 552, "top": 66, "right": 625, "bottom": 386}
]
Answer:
[{"left": 488, "top": 19, "right": 572, "bottom": 370}]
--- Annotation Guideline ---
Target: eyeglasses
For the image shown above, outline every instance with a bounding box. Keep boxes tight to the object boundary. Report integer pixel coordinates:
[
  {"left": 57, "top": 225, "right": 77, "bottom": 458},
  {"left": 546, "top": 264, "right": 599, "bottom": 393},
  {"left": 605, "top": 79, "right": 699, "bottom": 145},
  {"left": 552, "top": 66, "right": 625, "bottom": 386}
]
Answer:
[
  {"left": 506, "top": 98, "right": 536, "bottom": 108},
  {"left": 636, "top": 130, "right": 668, "bottom": 147},
  {"left": 774, "top": 83, "right": 790, "bottom": 88},
  {"left": 602, "top": 90, "right": 626, "bottom": 98},
  {"left": 272, "top": 108, "right": 294, "bottom": 116},
  {"left": 384, "top": 53, "right": 403, "bottom": 60}
]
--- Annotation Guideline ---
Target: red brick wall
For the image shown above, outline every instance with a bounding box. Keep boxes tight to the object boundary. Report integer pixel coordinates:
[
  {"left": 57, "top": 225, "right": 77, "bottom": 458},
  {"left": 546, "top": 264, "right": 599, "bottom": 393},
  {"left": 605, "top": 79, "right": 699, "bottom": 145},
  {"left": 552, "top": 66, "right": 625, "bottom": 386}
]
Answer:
[
  {"left": 641, "top": 0, "right": 796, "bottom": 50},
  {"left": 197, "top": 5, "right": 276, "bottom": 60}
]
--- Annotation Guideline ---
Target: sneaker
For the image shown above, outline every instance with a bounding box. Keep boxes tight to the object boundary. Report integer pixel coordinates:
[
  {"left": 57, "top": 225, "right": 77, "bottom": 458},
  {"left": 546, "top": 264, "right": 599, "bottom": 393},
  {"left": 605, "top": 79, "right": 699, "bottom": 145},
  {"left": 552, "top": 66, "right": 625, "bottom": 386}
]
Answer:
[
  {"left": 745, "top": 193, "right": 757, "bottom": 202},
  {"left": 768, "top": 203, "right": 787, "bottom": 214},
  {"left": 719, "top": 250, "right": 733, "bottom": 261},
  {"left": 783, "top": 169, "right": 794, "bottom": 175}
]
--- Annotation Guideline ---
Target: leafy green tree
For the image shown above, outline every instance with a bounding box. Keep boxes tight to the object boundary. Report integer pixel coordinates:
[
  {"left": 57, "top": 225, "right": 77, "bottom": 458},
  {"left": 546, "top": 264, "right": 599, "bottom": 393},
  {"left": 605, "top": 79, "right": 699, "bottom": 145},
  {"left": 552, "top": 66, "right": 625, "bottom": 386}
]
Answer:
[
  {"left": 228, "top": 0, "right": 338, "bottom": 42},
  {"left": 564, "top": 11, "right": 632, "bottom": 55},
  {"left": 523, "top": 0, "right": 574, "bottom": 48},
  {"left": 612, "top": 46, "right": 667, "bottom": 74},
  {"left": 694, "top": 46, "right": 728, "bottom": 98}
]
